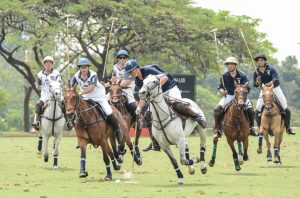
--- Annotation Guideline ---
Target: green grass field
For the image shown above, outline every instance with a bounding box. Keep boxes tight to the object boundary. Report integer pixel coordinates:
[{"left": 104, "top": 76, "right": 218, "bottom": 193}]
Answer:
[{"left": 0, "top": 130, "right": 299, "bottom": 198}]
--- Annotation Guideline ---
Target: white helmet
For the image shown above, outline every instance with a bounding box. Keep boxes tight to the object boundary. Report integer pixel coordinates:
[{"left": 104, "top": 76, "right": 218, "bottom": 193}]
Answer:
[
  {"left": 43, "top": 56, "right": 54, "bottom": 63},
  {"left": 224, "top": 57, "right": 238, "bottom": 65}
]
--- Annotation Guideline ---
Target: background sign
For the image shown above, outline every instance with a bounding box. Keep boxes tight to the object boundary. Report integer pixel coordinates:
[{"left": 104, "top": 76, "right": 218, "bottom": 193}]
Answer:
[{"left": 173, "top": 75, "right": 196, "bottom": 101}]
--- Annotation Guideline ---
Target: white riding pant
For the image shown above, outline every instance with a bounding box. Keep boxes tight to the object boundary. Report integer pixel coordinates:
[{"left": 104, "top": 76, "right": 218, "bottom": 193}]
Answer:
[
  {"left": 255, "top": 86, "right": 287, "bottom": 112},
  {"left": 84, "top": 98, "right": 113, "bottom": 116},
  {"left": 218, "top": 95, "right": 252, "bottom": 109},
  {"left": 164, "top": 86, "right": 182, "bottom": 100}
]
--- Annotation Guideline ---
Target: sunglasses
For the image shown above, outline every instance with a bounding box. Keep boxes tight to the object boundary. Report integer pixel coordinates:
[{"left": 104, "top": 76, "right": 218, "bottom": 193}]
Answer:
[{"left": 118, "top": 56, "right": 128, "bottom": 60}]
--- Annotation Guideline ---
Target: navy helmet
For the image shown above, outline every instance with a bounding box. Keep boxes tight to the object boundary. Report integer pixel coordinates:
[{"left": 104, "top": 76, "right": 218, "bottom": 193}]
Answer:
[
  {"left": 77, "top": 58, "right": 91, "bottom": 67},
  {"left": 125, "top": 59, "right": 139, "bottom": 74},
  {"left": 254, "top": 53, "right": 267, "bottom": 61},
  {"left": 116, "top": 50, "right": 129, "bottom": 58}
]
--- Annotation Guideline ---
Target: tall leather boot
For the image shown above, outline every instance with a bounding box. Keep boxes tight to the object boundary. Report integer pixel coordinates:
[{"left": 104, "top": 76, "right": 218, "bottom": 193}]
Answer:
[
  {"left": 285, "top": 108, "right": 295, "bottom": 135},
  {"left": 247, "top": 108, "right": 258, "bottom": 136},
  {"left": 213, "top": 105, "right": 223, "bottom": 138},
  {"left": 126, "top": 102, "right": 138, "bottom": 123},
  {"left": 172, "top": 102, "right": 207, "bottom": 128},
  {"left": 32, "top": 101, "right": 43, "bottom": 130},
  {"left": 107, "top": 112, "right": 126, "bottom": 155},
  {"left": 61, "top": 102, "right": 73, "bottom": 130},
  {"left": 255, "top": 110, "right": 261, "bottom": 130}
]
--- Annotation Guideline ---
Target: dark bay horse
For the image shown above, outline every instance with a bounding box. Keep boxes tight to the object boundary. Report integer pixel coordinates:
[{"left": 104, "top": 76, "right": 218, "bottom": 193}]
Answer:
[
  {"left": 257, "top": 84, "right": 284, "bottom": 165},
  {"left": 209, "top": 84, "right": 250, "bottom": 172},
  {"left": 64, "top": 85, "right": 140, "bottom": 180},
  {"left": 108, "top": 81, "right": 142, "bottom": 163}
]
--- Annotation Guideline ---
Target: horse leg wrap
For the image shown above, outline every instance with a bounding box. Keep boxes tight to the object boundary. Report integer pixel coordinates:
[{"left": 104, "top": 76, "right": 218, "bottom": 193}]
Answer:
[
  {"left": 258, "top": 135, "right": 263, "bottom": 147},
  {"left": 134, "top": 145, "right": 141, "bottom": 158},
  {"left": 175, "top": 168, "right": 183, "bottom": 178},
  {"left": 237, "top": 142, "right": 243, "bottom": 155},
  {"left": 37, "top": 136, "right": 43, "bottom": 152},
  {"left": 200, "top": 147, "right": 206, "bottom": 162},
  {"left": 211, "top": 144, "right": 217, "bottom": 160},
  {"left": 274, "top": 147, "right": 279, "bottom": 157},
  {"left": 53, "top": 154, "right": 58, "bottom": 167}
]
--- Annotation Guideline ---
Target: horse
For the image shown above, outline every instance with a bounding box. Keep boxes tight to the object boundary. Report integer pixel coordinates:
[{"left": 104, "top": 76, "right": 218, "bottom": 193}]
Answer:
[
  {"left": 64, "top": 85, "right": 141, "bottom": 180},
  {"left": 108, "top": 81, "right": 143, "bottom": 162},
  {"left": 209, "top": 83, "right": 250, "bottom": 172},
  {"left": 257, "top": 84, "right": 284, "bottom": 165},
  {"left": 40, "top": 80, "right": 65, "bottom": 169},
  {"left": 138, "top": 74, "right": 207, "bottom": 185}
]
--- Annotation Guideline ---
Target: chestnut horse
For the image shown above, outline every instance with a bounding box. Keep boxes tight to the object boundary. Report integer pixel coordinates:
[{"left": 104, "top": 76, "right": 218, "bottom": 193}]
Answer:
[
  {"left": 209, "top": 84, "right": 250, "bottom": 172},
  {"left": 64, "top": 85, "right": 140, "bottom": 180},
  {"left": 108, "top": 81, "right": 142, "bottom": 162},
  {"left": 257, "top": 84, "right": 284, "bottom": 165}
]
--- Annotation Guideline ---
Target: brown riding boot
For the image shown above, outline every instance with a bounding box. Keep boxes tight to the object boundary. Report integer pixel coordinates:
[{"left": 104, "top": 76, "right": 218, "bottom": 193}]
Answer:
[
  {"left": 285, "top": 108, "right": 295, "bottom": 135},
  {"left": 213, "top": 105, "right": 223, "bottom": 138},
  {"left": 107, "top": 112, "right": 126, "bottom": 155},
  {"left": 172, "top": 102, "right": 207, "bottom": 128},
  {"left": 247, "top": 108, "right": 258, "bottom": 136}
]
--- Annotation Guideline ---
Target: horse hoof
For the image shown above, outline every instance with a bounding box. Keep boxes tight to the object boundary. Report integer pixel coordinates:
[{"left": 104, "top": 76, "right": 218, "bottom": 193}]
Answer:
[
  {"left": 188, "top": 166, "right": 195, "bottom": 175},
  {"left": 53, "top": 166, "right": 58, "bottom": 170},
  {"left": 257, "top": 148, "right": 262, "bottom": 154},
  {"left": 79, "top": 171, "right": 88, "bottom": 178},
  {"left": 209, "top": 160, "right": 215, "bottom": 167},
  {"left": 113, "top": 165, "right": 121, "bottom": 171},
  {"left": 275, "top": 162, "right": 282, "bottom": 167},
  {"left": 137, "top": 159, "right": 143, "bottom": 166},
  {"left": 177, "top": 178, "right": 183, "bottom": 185},
  {"left": 37, "top": 150, "right": 43, "bottom": 156},
  {"left": 267, "top": 157, "right": 272, "bottom": 162},
  {"left": 103, "top": 176, "right": 112, "bottom": 181},
  {"left": 117, "top": 156, "right": 123, "bottom": 164},
  {"left": 44, "top": 155, "right": 49, "bottom": 162},
  {"left": 201, "top": 167, "right": 207, "bottom": 174}
]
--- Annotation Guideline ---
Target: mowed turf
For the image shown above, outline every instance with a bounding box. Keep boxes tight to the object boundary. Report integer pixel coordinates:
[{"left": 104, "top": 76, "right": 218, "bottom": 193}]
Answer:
[{"left": 0, "top": 130, "right": 299, "bottom": 198}]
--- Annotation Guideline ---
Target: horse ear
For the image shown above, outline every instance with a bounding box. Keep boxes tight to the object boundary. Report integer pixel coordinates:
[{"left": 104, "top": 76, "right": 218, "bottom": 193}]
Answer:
[
  {"left": 270, "top": 84, "right": 274, "bottom": 89},
  {"left": 262, "top": 83, "right": 266, "bottom": 89},
  {"left": 244, "top": 81, "right": 249, "bottom": 87}
]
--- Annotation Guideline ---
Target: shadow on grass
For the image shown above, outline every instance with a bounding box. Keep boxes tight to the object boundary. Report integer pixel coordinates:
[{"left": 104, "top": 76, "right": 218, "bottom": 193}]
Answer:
[
  {"left": 220, "top": 172, "right": 265, "bottom": 176},
  {"left": 40, "top": 167, "right": 76, "bottom": 171},
  {"left": 259, "top": 165, "right": 298, "bottom": 169},
  {"left": 150, "top": 183, "right": 213, "bottom": 188}
]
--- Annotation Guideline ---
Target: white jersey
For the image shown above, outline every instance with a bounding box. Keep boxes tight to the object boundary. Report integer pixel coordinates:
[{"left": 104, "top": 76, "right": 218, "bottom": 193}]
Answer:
[
  {"left": 71, "top": 70, "right": 106, "bottom": 102},
  {"left": 112, "top": 63, "right": 136, "bottom": 104},
  {"left": 37, "top": 68, "right": 62, "bottom": 102},
  {"left": 112, "top": 63, "right": 135, "bottom": 90}
]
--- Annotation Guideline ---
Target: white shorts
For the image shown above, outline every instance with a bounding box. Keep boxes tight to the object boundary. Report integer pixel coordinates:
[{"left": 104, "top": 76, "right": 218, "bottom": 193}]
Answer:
[
  {"left": 218, "top": 95, "right": 252, "bottom": 109},
  {"left": 255, "top": 86, "right": 287, "bottom": 112}
]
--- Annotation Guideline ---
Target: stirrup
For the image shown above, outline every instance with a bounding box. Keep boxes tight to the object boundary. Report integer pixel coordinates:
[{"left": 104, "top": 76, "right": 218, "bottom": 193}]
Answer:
[
  {"left": 213, "top": 130, "right": 222, "bottom": 138},
  {"left": 32, "top": 121, "right": 40, "bottom": 130},
  {"left": 249, "top": 128, "right": 258, "bottom": 136},
  {"left": 287, "top": 128, "right": 296, "bottom": 135},
  {"left": 142, "top": 143, "right": 153, "bottom": 152}
]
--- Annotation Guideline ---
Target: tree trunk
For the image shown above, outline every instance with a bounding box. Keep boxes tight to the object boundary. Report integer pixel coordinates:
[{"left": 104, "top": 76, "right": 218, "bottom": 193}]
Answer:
[{"left": 24, "top": 86, "right": 33, "bottom": 132}]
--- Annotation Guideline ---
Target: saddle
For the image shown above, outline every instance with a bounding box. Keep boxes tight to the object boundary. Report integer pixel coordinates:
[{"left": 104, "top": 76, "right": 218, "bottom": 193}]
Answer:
[{"left": 86, "top": 100, "right": 108, "bottom": 120}]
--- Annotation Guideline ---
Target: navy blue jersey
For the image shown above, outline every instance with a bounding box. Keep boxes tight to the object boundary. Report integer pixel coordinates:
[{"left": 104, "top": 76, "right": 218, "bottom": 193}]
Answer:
[
  {"left": 135, "top": 65, "right": 177, "bottom": 92},
  {"left": 253, "top": 63, "right": 280, "bottom": 88},
  {"left": 218, "top": 70, "right": 250, "bottom": 95}
]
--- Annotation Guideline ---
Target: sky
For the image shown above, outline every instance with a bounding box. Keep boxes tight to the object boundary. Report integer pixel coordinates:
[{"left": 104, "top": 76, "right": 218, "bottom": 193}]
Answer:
[{"left": 193, "top": 0, "right": 300, "bottom": 64}]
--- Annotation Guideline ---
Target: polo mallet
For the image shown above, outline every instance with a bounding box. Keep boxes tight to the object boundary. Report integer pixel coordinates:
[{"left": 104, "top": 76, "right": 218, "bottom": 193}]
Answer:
[
  {"left": 211, "top": 28, "right": 226, "bottom": 95},
  {"left": 239, "top": 29, "right": 259, "bottom": 75},
  {"left": 102, "top": 17, "right": 118, "bottom": 80},
  {"left": 125, "top": 120, "right": 138, "bottom": 184}
]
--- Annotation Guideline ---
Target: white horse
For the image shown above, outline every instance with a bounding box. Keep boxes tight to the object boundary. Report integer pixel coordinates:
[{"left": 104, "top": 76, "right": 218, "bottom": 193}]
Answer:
[
  {"left": 41, "top": 81, "right": 65, "bottom": 169},
  {"left": 139, "top": 74, "right": 207, "bottom": 185}
]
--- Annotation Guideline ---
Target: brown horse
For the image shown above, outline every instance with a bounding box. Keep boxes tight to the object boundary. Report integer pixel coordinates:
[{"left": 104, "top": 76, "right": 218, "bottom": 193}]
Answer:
[
  {"left": 257, "top": 84, "right": 284, "bottom": 165},
  {"left": 209, "top": 84, "right": 250, "bottom": 172},
  {"left": 64, "top": 85, "right": 140, "bottom": 180},
  {"left": 108, "top": 81, "right": 143, "bottom": 162}
]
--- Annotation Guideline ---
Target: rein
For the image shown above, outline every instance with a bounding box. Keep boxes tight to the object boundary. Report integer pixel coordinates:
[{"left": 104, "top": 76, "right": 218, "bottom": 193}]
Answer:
[{"left": 144, "top": 82, "right": 177, "bottom": 145}]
